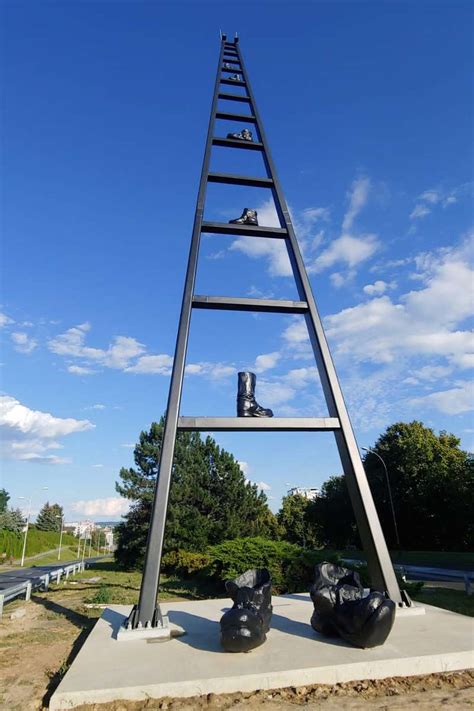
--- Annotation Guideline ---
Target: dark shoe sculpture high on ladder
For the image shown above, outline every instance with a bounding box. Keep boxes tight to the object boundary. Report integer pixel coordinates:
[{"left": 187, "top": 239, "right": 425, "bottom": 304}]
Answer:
[
  {"left": 125, "top": 33, "right": 410, "bottom": 637},
  {"left": 229, "top": 207, "right": 258, "bottom": 225},
  {"left": 237, "top": 372, "right": 273, "bottom": 417}
]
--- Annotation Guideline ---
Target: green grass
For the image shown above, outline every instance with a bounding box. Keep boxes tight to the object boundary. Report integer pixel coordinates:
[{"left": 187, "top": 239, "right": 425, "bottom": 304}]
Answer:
[
  {"left": 412, "top": 587, "right": 474, "bottom": 616},
  {"left": 333, "top": 549, "right": 474, "bottom": 570},
  {"left": 70, "top": 560, "right": 218, "bottom": 606}
]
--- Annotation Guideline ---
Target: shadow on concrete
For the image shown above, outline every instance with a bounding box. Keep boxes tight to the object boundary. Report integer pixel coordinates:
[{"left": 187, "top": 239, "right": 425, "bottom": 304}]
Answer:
[{"left": 164, "top": 607, "right": 348, "bottom": 653}]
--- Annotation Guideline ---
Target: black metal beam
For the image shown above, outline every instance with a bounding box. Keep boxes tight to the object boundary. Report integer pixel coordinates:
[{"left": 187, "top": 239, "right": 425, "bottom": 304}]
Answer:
[
  {"left": 192, "top": 295, "right": 308, "bottom": 313},
  {"left": 235, "top": 38, "right": 404, "bottom": 605},
  {"left": 215, "top": 111, "right": 257, "bottom": 123},
  {"left": 178, "top": 417, "right": 341, "bottom": 432},
  {"left": 131, "top": 38, "right": 228, "bottom": 630},
  {"left": 212, "top": 137, "right": 263, "bottom": 151},
  {"left": 201, "top": 221, "right": 287, "bottom": 238},
  {"left": 218, "top": 92, "right": 251, "bottom": 103},
  {"left": 208, "top": 172, "right": 273, "bottom": 188},
  {"left": 220, "top": 78, "right": 246, "bottom": 87}
]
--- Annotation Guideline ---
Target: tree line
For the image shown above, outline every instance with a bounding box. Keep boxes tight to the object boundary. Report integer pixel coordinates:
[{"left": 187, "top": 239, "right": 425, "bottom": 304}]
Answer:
[{"left": 115, "top": 418, "right": 473, "bottom": 569}]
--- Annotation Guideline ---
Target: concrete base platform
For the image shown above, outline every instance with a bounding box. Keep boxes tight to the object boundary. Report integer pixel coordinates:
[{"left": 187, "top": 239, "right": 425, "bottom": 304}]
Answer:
[{"left": 50, "top": 595, "right": 473, "bottom": 710}]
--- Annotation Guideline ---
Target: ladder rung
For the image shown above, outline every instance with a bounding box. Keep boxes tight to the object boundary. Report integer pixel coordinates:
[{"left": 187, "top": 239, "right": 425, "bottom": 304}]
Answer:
[
  {"left": 222, "top": 60, "right": 240, "bottom": 67},
  {"left": 215, "top": 111, "right": 257, "bottom": 123},
  {"left": 192, "top": 296, "right": 308, "bottom": 314},
  {"left": 201, "top": 221, "right": 288, "bottom": 238},
  {"left": 208, "top": 172, "right": 273, "bottom": 188},
  {"left": 220, "top": 78, "right": 246, "bottom": 87},
  {"left": 212, "top": 137, "right": 263, "bottom": 151},
  {"left": 178, "top": 417, "right": 341, "bottom": 432},
  {"left": 219, "top": 92, "right": 251, "bottom": 103}
]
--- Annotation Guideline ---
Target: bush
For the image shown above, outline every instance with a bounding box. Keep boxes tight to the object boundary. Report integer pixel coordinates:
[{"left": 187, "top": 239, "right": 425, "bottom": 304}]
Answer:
[
  {"left": 163, "top": 537, "right": 341, "bottom": 594},
  {"left": 161, "top": 549, "right": 211, "bottom": 577}
]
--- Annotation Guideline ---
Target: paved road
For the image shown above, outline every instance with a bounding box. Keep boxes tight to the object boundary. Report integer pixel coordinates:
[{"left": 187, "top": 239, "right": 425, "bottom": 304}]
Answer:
[{"left": 0, "top": 557, "right": 102, "bottom": 592}]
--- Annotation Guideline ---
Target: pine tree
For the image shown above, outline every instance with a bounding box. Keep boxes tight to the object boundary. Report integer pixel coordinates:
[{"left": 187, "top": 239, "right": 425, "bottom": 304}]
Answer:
[
  {"left": 0, "top": 507, "right": 26, "bottom": 533},
  {"left": 35, "top": 502, "right": 63, "bottom": 531},
  {"left": 115, "top": 419, "right": 279, "bottom": 569},
  {"left": 0, "top": 488, "right": 10, "bottom": 513}
]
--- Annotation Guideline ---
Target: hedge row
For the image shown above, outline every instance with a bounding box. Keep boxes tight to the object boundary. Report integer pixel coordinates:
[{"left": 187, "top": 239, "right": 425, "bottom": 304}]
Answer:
[
  {"left": 0, "top": 528, "right": 77, "bottom": 558},
  {"left": 161, "top": 537, "right": 340, "bottom": 594}
]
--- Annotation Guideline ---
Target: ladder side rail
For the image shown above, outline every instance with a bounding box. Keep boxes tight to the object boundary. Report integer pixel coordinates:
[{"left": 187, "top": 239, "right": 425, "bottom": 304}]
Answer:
[
  {"left": 235, "top": 43, "right": 402, "bottom": 603},
  {"left": 134, "top": 38, "right": 228, "bottom": 628}
]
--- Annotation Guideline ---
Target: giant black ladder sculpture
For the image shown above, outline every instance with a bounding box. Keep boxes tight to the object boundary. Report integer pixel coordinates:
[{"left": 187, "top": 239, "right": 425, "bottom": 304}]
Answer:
[{"left": 128, "top": 35, "right": 408, "bottom": 631}]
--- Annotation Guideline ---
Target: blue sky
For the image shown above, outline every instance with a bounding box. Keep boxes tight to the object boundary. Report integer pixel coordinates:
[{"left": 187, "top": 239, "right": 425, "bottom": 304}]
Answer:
[{"left": 1, "top": 1, "right": 473, "bottom": 521}]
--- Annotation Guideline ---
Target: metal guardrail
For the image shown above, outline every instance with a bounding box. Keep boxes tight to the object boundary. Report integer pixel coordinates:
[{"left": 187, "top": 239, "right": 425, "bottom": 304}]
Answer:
[
  {"left": 0, "top": 560, "right": 87, "bottom": 616},
  {"left": 343, "top": 558, "right": 473, "bottom": 595}
]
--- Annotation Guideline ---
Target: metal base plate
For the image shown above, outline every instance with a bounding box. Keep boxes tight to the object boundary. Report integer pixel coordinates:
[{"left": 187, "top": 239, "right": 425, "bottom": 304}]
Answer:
[{"left": 117, "top": 614, "right": 173, "bottom": 641}]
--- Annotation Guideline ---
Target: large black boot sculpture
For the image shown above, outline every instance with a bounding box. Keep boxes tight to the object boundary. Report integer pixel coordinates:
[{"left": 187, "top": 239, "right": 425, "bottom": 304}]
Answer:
[
  {"left": 220, "top": 569, "right": 272, "bottom": 652},
  {"left": 229, "top": 208, "right": 258, "bottom": 226},
  {"left": 237, "top": 372, "right": 273, "bottom": 417},
  {"left": 310, "top": 562, "right": 396, "bottom": 649},
  {"left": 227, "top": 128, "right": 253, "bottom": 142}
]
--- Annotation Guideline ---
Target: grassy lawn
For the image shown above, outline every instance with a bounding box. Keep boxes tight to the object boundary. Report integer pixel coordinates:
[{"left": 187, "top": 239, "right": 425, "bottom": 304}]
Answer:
[
  {"left": 69, "top": 559, "right": 221, "bottom": 608},
  {"left": 333, "top": 549, "right": 474, "bottom": 570},
  {"left": 0, "top": 546, "right": 104, "bottom": 571},
  {"left": 49, "top": 559, "right": 474, "bottom": 617},
  {"left": 412, "top": 587, "right": 474, "bottom": 617}
]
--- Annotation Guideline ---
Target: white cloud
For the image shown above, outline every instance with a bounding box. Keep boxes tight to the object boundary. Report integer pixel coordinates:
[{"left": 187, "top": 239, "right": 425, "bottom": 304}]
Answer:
[
  {"left": 254, "top": 481, "right": 271, "bottom": 491},
  {"left": 91, "top": 464, "right": 104, "bottom": 468},
  {"left": 363, "top": 280, "right": 396, "bottom": 296},
  {"left": 257, "top": 380, "right": 296, "bottom": 407},
  {"left": 330, "top": 271, "right": 356, "bottom": 288},
  {"left": 0, "top": 395, "right": 93, "bottom": 464},
  {"left": 86, "top": 404, "right": 106, "bottom": 410},
  {"left": 185, "top": 362, "right": 236, "bottom": 379},
  {"left": 419, "top": 190, "right": 441, "bottom": 205},
  {"left": 342, "top": 177, "right": 370, "bottom": 232},
  {"left": 125, "top": 354, "right": 173, "bottom": 374},
  {"left": 312, "top": 233, "right": 379, "bottom": 272},
  {"left": 410, "top": 381, "right": 473, "bottom": 415},
  {"left": 11, "top": 331, "right": 38, "bottom": 354},
  {"left": 49, "top": 323, "right": 146, "bottom": 371},
  {"left": 410, "top": 185, "right": 463, "bottom": 221},
  {"left": 71, "top": 497, "right": 130, "bottom": 517},
  {"left": 0, "top": 395, "right": 93, "bottom": 438},
  {"left": 238, "top": 460, "right": 249, "bottom": 475},
  {"left": 0, "top": 312, "right": 14, "bottom": 328},
  {"left": 253, "top": 352, "right": 280, "bottom": 373},
  {"left": 121, "top": 443, "right": 135, "bottom": 448},
  {"left": 324, "top": 239, "right": 474, "bottom": 369},
  {"left": 68, "top": 365, "right": 97, "bottom": 375},
  {"left": 410, "top": 204, "right": 431, "bottom": 220},
  {"left": 412, "top": 365, "right": 453, "bottom": 381}
]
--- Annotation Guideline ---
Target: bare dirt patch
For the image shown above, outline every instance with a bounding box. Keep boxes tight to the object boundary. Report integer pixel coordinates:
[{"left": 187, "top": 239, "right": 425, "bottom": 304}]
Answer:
[{"left": 70, "top": 671, "right": 474, "bottom": 710}]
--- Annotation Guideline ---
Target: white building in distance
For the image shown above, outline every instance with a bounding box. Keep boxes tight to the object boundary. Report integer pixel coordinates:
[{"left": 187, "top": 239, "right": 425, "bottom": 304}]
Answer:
[{"left": 287, "top": 487, "right": 320, "bottom": 501}]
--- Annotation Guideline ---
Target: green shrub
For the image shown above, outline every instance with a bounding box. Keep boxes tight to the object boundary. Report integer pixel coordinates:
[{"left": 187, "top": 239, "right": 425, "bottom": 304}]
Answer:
[
  {"left": 164, "top": 537, "right": 341, "bottom": 594},
  {"left": 89, "top": 584, "right": 111, "bottom": 604},
  {"left": 162, "top": 549, "right": 211, "bottom": 577}
]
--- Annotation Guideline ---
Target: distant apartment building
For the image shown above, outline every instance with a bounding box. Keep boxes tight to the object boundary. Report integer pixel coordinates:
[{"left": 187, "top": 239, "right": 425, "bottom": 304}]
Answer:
[
  {"left": 65, "top": 520, "right": 97, "bottom": 537},
  {"left": 287, "top": 486, "right": 320, "bottom": 501}
]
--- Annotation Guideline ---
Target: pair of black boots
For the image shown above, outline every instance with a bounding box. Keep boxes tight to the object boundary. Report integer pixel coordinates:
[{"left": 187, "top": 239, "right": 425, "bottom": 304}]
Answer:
[{"left": 220, "top": 563, "right": 395, "bottom": 653}]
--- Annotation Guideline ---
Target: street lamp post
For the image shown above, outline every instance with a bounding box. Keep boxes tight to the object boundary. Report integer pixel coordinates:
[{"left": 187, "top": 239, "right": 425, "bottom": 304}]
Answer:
[
  {"left": 361, "top": 447, "right": 400, "bottom": 548},
  {"left": 57, "top": 514, "right": 64, "bottom": 560},
  {"left": 18, "top": 486, "right": 48, "bottom": 567}
]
